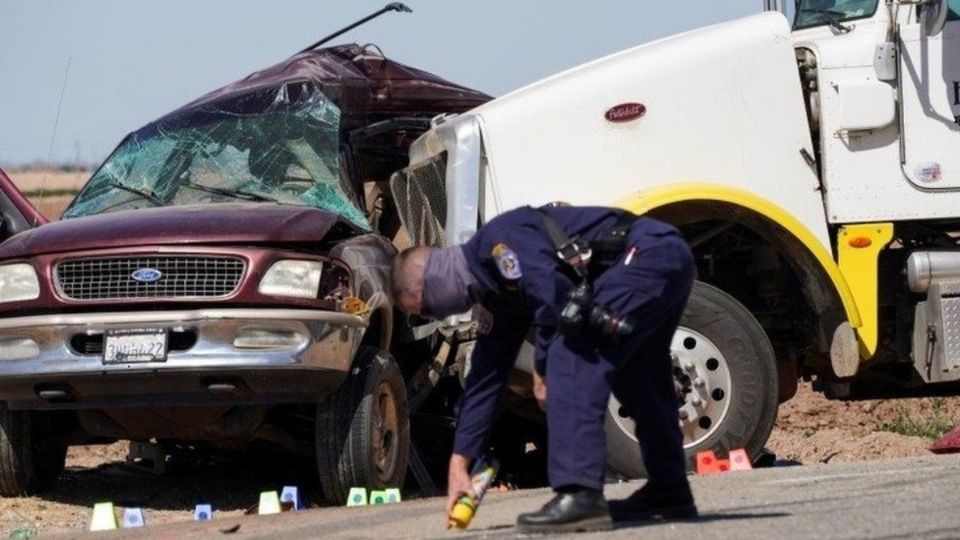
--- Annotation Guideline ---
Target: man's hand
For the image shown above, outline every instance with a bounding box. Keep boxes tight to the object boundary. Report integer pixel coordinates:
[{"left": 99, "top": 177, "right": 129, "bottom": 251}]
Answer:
[
  {"left": 533, "top": 371, "right": 547, "bottom": 411},
  {"left": 446, "top": 453, "right": 476, "bottom": 517}
]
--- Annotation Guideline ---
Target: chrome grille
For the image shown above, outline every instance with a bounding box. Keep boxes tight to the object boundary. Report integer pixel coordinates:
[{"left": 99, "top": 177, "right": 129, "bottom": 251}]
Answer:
[
  {"left": 390, "top": 153, "right": 448, "bottom": 247},
  {"left": 56, "top": 256, "right": 246, "bottom": 300}
]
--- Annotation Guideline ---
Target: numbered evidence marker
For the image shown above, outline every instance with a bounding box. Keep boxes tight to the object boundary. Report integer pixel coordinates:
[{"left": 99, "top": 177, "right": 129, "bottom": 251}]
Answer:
[
  {"left": 194, "top": 504, "right": 214, "bottom": 521},
  {"left": 384, "top": 488, "right": 402, "bottom": 504},
  {"left": 280, "top": 486, "right": 302, "bottom": 512},
  {"left": 89, "top": 502, "right": 118, "bottom": 531},
  {"left": 258, "top": 491, "right": 282, "bottom": 515},
  {"left": 346, "top": 487, "right": 368, "bottom": 507},
  {"left": 122, "top": 508, "right": 145, "bottom": 528},
  {"left": 369, "top": 490, "right": 388, "bottom": 505}
]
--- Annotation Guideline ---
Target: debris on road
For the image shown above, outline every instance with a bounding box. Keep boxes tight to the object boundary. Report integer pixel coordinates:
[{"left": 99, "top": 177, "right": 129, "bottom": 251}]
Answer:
[
  {"left": 930, "top": 425, "right": 960, "bottom": 454},
  {"left": 5, "top": 511, "right": 37, "bottom": 540}
]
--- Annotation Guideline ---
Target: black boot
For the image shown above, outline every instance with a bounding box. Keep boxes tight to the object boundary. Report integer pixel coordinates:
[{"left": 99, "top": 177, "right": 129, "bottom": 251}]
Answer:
[
  {"left": 609, "top": 482, "right": 698, "bottom": 522},
  {"left": 516, "top": 489, "right": 612, "bottom": 534}
]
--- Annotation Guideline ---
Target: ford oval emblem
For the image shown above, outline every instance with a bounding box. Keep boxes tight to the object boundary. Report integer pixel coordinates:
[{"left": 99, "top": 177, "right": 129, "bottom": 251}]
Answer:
[
  {"left": 604, "top": 102, "right": 646, "bottom": 123},
  {"left": 131, "top": 268, "right": 163, "bottom": 283}
]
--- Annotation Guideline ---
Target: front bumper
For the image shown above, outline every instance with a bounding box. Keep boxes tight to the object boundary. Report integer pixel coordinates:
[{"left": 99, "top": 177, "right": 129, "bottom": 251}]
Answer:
[{"left": 0, "top": 308, "right": 366, "bottom": 409}]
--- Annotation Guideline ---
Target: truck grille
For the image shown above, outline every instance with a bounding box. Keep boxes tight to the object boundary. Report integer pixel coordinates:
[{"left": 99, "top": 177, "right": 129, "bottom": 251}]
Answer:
[
  {"left": 390, "top": 153, "right": 448, "bottom": 247},
  {"left": 56, "top": 256, "right": 246, "bottom": 300}
]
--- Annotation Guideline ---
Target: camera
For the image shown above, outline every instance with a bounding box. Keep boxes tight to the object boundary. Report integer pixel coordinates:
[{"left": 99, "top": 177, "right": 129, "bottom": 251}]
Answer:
[{"left": 558, "top": 281, "right": 636, "bottom": 341}]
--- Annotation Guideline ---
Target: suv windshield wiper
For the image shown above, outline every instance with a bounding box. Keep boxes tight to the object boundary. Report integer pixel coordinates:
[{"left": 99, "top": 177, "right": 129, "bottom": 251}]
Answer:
[
  {"left": 184, "top": 181, "right": 281, "bottom": 204},
  {"left": 108, "top": 182, "right": 163, "bottom": 206},
  {"left": 800, "top": 8, "right": 854, "bottom": 34}
]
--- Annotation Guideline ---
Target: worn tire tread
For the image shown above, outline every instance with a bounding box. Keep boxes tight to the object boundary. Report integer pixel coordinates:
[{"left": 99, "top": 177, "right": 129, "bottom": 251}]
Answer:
[
  {"left": 316, "top": 347, "right": 409, "bottom": 505},
  {"left": 606, "top": 281, "right": 778, "bottom": 478},
  {"left": 0, "top": 404, "right": 65, "bottom": 496}
]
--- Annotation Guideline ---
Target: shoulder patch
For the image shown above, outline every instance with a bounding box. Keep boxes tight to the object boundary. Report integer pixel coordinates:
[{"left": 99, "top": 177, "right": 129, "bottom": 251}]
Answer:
[{"left": 492, "top": 243, "right": 523, "bottom": 280}]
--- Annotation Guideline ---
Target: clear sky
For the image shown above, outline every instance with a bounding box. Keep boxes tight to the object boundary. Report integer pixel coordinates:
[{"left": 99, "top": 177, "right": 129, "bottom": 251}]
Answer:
[{"left": 0, "top": 1, "right": 769, "bottom": 165}]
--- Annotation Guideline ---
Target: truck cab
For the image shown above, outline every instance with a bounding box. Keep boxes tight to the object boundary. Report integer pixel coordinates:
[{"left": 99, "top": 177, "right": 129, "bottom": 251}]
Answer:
[
  {"left": 791, "top": 0, "right": 960, "bottom": 221},
  {"left": 391, "top": 0, "right": 960, "bottom": 476}
]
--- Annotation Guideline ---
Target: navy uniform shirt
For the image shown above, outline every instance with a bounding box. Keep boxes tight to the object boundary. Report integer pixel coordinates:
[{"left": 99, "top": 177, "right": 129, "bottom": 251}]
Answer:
[{"left": 452, "top": 205, "right": 676, "bottom": 459}]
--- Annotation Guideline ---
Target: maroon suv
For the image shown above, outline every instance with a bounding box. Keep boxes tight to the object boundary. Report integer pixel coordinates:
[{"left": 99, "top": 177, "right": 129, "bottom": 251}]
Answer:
[{"left": 0, "top": 44, "right": 488, "bottom": 501}]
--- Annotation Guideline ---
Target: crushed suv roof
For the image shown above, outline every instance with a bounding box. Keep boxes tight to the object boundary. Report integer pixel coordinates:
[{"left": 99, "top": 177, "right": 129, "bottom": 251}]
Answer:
[{"left": 159, "top": 43, "right": 491, "bottom": 130}]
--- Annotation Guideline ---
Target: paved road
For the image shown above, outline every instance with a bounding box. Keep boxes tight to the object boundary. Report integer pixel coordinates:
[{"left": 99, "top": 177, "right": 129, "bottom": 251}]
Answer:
[{"left": 81, "top": 455, "right": 960, "bottom": 539}]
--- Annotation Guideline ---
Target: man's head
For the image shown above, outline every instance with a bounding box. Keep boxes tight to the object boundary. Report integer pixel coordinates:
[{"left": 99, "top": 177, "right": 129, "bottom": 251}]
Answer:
[
  {"left": 391, "top": 246, "right": 431, "bottom": 315},
  {"left": 391, "top": 245, "right": 478, "bottom": 318}
]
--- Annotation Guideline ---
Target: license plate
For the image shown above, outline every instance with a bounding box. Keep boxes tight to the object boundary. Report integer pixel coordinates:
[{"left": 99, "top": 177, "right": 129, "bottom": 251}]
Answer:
[{"left": 103, "top": 328, "right": 168, "bottom": 364}]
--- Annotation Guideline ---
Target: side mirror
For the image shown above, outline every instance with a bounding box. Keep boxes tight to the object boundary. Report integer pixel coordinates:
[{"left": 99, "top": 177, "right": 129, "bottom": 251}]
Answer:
[{"left": 920, "top": 0, "right": 949, "bottom": 37}]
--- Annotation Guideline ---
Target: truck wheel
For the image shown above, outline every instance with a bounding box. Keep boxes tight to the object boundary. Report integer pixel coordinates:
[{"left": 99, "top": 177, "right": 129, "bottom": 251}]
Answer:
[
  {"left": 316, "top": 347, "right": 410, "bottom": 505},
  {"left": 605, "top": 281, "right": 778, "bottom": 478},
  {"left": 0, "top": 405, "right": 67, "bottom": 496}
]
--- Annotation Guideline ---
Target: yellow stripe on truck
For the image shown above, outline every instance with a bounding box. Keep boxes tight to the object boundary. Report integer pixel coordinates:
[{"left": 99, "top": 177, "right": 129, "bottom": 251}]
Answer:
[
  {"left": 615, "top": 183, "right": 868, "bottom": 351},
  {"left": 837, "top": 224, "right": 893, "bottom": 358}
]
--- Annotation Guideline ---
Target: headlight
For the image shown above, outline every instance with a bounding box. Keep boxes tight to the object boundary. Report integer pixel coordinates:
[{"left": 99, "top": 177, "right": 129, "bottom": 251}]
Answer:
[
  {"left": 0, "top": 264, "right": 40, "bottom": 303},
  {"left": 258, "top": 260, "right": 323, "bottom": 299}
]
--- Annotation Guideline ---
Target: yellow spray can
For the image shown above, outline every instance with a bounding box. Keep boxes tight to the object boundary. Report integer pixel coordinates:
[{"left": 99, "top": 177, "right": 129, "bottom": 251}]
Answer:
[{"left": 447, "top": 457, "right": 499, "bottom": 530}]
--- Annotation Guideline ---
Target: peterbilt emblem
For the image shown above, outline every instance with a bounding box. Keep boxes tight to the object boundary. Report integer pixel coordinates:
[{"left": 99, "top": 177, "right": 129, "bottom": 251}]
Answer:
[
  {"left": 604, "top": 103, "right": 646, "bottom": 123},
  {"left": 131, "top": 268, "right": 163, "bottom": 283}
]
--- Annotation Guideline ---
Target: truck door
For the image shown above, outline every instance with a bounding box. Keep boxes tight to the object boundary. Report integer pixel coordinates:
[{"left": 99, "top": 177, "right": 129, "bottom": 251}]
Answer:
[
  {"left": 898, "top": 2, "right": 960, "bottom": 188},
  {"left": 0, "top": 167, "right": 47, "bottom": 242}
]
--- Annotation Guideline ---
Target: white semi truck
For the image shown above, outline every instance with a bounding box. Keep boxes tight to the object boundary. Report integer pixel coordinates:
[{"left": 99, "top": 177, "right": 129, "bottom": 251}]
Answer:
[{"left": 391, "top": 0, "right": 960, "bottom": 475}]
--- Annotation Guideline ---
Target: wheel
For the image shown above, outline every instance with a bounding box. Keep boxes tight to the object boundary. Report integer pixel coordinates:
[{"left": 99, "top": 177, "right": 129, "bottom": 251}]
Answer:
[
  {"left": 605, "top": 281, "right": 778, "bottom": 478},
  {"left": 316, "top": 347, "right": 410, "bottom": 505},
  {"left": 0, "top": 405, "right": 67, "bottom": 496}
]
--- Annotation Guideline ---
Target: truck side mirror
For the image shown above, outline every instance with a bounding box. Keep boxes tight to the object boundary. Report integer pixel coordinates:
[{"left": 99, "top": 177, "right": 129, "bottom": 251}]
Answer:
[{"left": 920, "top": 0, "right": 948, "bottom": 37}]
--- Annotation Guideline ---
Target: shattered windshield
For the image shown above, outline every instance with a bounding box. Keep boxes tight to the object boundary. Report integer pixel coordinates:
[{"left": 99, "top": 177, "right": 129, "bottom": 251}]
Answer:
[
  {"left": 794, "top": 0, "right": 879, "bottom": 28},
  {"left": 63, "top": 82, "right": 370, "bottom": 231}
]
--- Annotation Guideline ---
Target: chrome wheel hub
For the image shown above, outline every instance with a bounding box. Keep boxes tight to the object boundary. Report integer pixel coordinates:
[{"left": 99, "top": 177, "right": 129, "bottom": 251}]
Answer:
[
  {"left": 608, "top": 326, "right": 733, "bottom": 448},
  {"left": 371, "top": 381, "right": 399, "bottom": 481}
]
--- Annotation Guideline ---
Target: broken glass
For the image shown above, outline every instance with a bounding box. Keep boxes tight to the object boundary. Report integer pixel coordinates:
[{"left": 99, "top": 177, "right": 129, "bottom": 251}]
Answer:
[{"left": 63, "top": 81, "right": 370, "bottom": 231}]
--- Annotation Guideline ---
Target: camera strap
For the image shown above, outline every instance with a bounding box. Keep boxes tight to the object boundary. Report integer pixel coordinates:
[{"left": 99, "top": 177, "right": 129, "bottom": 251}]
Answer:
[
  {"left": 534, "top": 207, "right": 592, "bottom": 281},
  {"left": 534, "top": 206, "right": 637, "bottom": 277}
]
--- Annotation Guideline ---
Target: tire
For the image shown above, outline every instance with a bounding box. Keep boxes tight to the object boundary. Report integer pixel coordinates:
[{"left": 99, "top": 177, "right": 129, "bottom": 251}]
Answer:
[
  {"left": 0, "top": 404, "right": 67, "bottom": 496},
  {"left": 316, "top": 347, "right": 410, "bottom": 505},
  {"left": 605, "top": 281, "right": 778, "bottom": 478}
]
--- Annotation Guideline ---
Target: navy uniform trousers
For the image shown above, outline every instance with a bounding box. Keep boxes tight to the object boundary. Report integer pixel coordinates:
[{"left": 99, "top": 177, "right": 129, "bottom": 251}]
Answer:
[
  {"left": 453, "top": 206, "right": 695, "bottom": 492},
  {"left": 545, "top": 225, "right": 694, "bottom": 490}
]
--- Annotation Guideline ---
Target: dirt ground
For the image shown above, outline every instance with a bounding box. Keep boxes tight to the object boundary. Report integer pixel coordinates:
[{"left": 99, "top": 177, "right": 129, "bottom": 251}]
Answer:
[
  {"left": 0, "top": 383, "right": 957, "bottom": 537},
  {"left": 766, "top": 382, "right": 960, "bottom": 463},
  {"left": 6, "top": 169, "right": 88, "bottom": 193},
  {"left": 0, "top": 444, "right": 312, "bottom": 536},
  {"left": 5, "top": 168, "right": 88, "bottom": 219}
]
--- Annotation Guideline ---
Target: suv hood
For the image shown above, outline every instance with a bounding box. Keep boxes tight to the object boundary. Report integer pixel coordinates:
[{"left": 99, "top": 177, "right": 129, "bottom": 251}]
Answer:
[{"left": 0, "top": 203, "right": 357, "bottom": 259}]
